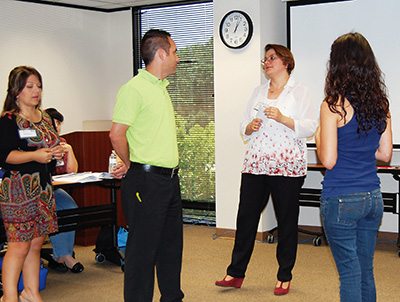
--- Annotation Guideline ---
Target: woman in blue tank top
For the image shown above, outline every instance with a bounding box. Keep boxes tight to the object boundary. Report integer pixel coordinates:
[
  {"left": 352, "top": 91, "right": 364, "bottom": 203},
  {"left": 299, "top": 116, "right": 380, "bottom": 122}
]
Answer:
[{"left": 315, "top": 32, "right": 392, "bottom": 302}]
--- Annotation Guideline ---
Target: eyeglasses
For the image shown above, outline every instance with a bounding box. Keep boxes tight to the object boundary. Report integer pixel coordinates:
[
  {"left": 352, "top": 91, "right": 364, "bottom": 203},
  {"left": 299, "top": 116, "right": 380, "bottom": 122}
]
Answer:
[{"left": 261, "top": 55, "right": 278, "bottom": 66}]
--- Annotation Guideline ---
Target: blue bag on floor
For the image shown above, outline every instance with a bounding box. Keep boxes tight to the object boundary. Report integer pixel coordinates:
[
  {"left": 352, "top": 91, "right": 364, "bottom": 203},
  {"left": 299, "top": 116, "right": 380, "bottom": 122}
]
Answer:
[
  {"left": 117, "top": 227, "right": 128, "bottom": 255},
  {"left": 0, "top": 258, "right": 48, "bottom": 291}
]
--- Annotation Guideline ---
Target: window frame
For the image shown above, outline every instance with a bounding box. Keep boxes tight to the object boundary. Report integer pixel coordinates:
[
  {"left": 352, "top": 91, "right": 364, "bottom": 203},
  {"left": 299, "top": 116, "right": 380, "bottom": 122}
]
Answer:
[
  {"left": 131, "top": 0, "right": 215, "bottom": 218},
  {"left": 132, "top": 0, "right": 212, "bottom": 75}
]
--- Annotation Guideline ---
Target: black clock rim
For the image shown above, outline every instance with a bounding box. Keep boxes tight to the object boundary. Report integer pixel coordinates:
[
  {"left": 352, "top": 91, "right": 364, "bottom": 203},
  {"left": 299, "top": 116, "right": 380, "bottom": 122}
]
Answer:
[{"left": 219, "top": 10, "right": 254, "bottom": 49}]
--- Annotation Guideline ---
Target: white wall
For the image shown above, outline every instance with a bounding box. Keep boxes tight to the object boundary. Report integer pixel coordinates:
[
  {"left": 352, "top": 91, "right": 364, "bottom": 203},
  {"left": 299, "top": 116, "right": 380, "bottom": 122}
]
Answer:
[
  {"left": 214, "top": 0, "right": 286, "bottom": 232},
  {"left": 105, "top": 10, "right": 134, "bottom": 120},
  {"left": 0, "top": 0, "right": 132, "bottom": 135}
]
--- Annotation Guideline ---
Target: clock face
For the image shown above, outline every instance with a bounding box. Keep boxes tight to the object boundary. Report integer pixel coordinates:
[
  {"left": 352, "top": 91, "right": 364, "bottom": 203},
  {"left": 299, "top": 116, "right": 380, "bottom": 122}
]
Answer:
[{"left": 219, "top": 10, "right": 253, "bottom": 49}]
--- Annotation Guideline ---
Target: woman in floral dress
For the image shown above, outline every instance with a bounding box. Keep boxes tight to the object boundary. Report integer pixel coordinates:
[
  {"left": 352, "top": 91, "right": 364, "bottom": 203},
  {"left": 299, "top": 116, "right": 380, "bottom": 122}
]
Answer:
[
  {"left": 0, "top": 66, "right": 63, "bottom": 302},
  {"left": 216, "top": 44, "right": 318, "bottom": 296}
]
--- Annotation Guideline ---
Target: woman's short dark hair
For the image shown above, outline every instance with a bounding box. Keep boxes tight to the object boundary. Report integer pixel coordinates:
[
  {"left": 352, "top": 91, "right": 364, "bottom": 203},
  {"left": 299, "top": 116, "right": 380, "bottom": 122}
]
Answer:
[
  {"left": 45, "top": 108, "right": 64, "bottom": 123},
  {"left": 264, "top": 44, "right": 295, "bottom": 75},
  {"left": 2, "top": 66, "right": 43, "bottom": 113},
  {"left": 45, "top": 108, "right": 64, "bottom": 131},
  {"left": 140, "top": 29, "right": 172, "bottom": 66}
]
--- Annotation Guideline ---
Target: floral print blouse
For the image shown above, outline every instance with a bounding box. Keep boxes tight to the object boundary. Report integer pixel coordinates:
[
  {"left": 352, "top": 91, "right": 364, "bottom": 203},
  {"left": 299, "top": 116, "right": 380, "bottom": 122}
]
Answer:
[{"left": 240, "top": 76, "right": 319, "bottom": 177}]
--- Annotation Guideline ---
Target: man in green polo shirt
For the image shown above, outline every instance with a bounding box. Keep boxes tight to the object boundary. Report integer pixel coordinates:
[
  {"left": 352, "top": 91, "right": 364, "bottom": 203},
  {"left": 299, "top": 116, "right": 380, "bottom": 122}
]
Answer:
[{"left": 110, "top": 29, "right": 183, "bottom": 302}]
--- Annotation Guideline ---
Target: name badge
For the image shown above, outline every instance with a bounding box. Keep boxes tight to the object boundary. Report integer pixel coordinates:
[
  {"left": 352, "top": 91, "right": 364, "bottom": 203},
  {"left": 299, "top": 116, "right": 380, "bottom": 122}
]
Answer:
[{"left": 18, "top": 129, "right": 37, "bottom": 139}]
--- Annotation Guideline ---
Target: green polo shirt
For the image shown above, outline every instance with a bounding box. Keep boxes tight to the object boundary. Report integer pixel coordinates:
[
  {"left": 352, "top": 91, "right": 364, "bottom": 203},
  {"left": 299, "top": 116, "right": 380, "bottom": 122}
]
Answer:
[{"left": 112, "top": 69, "right": 179, "bottom": 168}]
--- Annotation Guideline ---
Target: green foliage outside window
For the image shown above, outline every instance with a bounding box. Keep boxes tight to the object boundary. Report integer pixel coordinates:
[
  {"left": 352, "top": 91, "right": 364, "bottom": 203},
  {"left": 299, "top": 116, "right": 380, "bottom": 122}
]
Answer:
[{"left": 167, "top": 37, "right": 215, "bottom": 203}]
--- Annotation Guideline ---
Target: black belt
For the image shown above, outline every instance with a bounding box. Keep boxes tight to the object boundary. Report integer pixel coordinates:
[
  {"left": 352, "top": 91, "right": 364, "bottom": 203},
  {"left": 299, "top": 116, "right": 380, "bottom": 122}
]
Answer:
[{"left": 132, "top": 162, "right": 179, "bottom": 178}]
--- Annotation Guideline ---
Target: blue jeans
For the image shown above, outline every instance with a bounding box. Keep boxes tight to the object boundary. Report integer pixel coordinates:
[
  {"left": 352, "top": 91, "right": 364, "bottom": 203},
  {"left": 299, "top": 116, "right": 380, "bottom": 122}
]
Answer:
[
  {"left": 49, "top": 189, "right": 78, "bottom": 259},
  {"left": 321, "top": 189, "right": 383, "bottom": 302}
]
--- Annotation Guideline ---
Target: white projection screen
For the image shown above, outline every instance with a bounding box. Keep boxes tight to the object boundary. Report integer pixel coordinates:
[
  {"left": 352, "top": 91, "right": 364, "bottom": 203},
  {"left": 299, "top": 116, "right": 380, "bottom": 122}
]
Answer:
[{"left": 288, "top": 0, "right": 400, "bottom": 146}]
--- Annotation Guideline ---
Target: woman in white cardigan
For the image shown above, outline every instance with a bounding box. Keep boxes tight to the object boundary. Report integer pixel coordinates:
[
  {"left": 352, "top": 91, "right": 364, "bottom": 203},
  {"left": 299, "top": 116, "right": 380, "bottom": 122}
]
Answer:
[{"left": 216, "top": 44, "right": 318, "bottom": 296}]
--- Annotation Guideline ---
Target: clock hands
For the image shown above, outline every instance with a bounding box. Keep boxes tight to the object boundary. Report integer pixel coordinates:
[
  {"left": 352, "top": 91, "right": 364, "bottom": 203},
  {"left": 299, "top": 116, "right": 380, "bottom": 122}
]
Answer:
[{"left": 233, "top": 20, "right": 240, "bottom": 33}]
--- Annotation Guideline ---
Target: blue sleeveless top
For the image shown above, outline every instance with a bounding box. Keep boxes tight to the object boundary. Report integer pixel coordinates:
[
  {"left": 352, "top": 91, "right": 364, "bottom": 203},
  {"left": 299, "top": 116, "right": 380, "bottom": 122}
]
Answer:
[{"left": 321, "top": 112, "right": 381, "bottom": 198}]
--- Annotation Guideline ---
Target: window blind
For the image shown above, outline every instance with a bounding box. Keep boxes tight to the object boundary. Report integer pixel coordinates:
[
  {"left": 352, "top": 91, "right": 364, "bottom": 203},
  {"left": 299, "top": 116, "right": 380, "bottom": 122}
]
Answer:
[{"left": 139, "top": 2, "right": 215, "bottom": 208}]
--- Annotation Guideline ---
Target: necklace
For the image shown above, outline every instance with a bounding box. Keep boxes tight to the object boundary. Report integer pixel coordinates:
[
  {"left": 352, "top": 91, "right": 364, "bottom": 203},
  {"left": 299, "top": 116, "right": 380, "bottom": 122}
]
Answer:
[
  {"left": 269, "top": 77, "right": 289, "bottom": 93},
  {"left": 18, "top": 109, "right": 40, "bottom": 122},
  {"left": 18, "top": 110, "right": 52, "bottom": 145},
  {"left": 268, "top": 86, "right": 284, "bottom": 93},
  {"left": 268, "top": 83, "right": 286, "bottom": 93}
]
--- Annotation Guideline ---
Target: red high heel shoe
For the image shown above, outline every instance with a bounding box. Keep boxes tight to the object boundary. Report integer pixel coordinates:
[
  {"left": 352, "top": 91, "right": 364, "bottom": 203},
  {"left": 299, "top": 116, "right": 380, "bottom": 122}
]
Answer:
[
  {"left": 274, "top": 281, "right": 291, "bottom": 295},
  {"left": 215, "top": 275, "right": 244, "bottom": 288}
]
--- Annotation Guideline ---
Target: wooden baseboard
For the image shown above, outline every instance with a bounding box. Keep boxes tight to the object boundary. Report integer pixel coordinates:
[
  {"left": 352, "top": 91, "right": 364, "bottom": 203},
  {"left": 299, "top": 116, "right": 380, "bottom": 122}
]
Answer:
[
  {"left": 214, "top": 227, "right": 273, "bottom": 242},
  {"left": 215, "top": 226, "right": 398, "bottom": 242}
]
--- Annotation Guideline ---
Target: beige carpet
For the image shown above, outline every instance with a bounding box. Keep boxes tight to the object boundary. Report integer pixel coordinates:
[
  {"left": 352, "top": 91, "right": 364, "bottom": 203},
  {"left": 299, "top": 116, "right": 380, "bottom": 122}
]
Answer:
[{"left": 40, "top": 225, "right": 400, "bottom": 302}]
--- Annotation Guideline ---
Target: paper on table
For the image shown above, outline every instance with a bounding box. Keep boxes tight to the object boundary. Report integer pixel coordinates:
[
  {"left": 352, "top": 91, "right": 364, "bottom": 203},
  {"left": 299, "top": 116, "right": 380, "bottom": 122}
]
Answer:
[{"left": 52, "top": 172, "right": 114, "bottom": 183}]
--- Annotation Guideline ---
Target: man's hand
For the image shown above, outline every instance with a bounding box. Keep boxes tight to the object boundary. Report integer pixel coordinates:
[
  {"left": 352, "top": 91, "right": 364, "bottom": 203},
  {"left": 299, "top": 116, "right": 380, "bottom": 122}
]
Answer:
[{"left": 111, "top": 161, "right": 129, "bottom": 179}]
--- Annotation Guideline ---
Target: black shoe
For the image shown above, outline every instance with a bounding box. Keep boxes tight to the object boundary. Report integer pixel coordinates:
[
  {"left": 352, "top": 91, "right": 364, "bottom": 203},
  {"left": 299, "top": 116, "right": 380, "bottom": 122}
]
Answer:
[
  {"left": 66, "top": 262, "right": 84, "bottom": 273},
  {"left": 48, "top": 260, "right": 68, "bottom": 273}
]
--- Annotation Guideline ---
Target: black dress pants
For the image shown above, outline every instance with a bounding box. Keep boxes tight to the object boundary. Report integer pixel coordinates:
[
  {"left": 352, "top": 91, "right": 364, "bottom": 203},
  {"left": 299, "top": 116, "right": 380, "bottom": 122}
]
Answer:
[
  {"left": 227, "top": 173, "right": 305, "bottom": 282},
  {"left": 121, "top": 167, "right": 184, "bottom": 302}
]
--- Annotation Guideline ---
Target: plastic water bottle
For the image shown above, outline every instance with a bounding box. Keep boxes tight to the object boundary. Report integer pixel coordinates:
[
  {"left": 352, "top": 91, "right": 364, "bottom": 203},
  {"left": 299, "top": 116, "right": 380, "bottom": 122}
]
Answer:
[{"left": 108, "top": 150, "right": 118, "bottom": 173}]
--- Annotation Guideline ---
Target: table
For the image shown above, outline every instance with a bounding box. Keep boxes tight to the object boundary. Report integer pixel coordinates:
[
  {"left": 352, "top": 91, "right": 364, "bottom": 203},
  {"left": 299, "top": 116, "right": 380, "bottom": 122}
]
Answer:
[
  {"left": 53, "top": 179, "right": 120, "bottom": 233},
  {"left": 40, "top": 178, "right": 122, "bottom": 266}
]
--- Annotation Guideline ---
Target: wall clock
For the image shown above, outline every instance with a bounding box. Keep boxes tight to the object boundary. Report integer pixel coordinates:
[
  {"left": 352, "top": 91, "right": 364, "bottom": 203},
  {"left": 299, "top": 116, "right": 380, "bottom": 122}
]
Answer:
[{"left": 219, "top": 10, "right": 253, "bottom": 49}]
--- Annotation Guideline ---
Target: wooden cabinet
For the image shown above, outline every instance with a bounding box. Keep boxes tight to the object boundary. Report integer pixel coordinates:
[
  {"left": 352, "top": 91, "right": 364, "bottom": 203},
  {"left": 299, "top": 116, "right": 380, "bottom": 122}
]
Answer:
[{"left": 62, "top": 131, "right": 126, "bottom": 246}]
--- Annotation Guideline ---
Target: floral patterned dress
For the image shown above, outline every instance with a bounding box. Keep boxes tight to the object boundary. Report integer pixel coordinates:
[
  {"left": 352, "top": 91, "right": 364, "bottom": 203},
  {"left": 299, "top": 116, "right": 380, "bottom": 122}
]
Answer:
[{"left": 0, "top": 111, "right": 59, "bottom": 242}]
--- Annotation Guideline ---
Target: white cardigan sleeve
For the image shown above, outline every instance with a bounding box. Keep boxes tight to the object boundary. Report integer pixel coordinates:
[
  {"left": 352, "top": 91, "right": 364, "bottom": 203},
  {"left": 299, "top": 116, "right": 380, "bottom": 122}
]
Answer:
[{"left": 292, "top": 84, "right": 319, "bottom": 138}]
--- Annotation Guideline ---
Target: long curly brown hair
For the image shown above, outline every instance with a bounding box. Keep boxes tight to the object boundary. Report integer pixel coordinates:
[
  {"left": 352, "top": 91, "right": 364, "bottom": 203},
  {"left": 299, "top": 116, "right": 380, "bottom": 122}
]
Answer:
[{"left": 324, "top": 32, "right": 389, "bottom": 134}]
